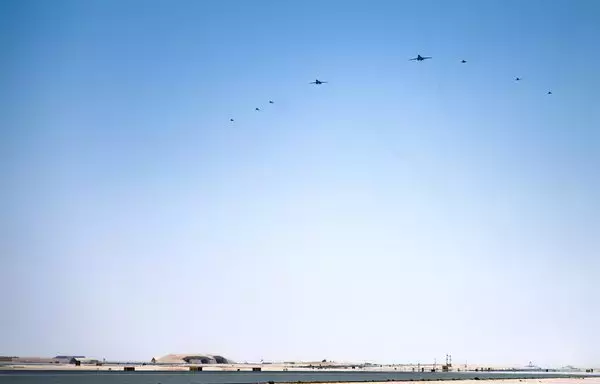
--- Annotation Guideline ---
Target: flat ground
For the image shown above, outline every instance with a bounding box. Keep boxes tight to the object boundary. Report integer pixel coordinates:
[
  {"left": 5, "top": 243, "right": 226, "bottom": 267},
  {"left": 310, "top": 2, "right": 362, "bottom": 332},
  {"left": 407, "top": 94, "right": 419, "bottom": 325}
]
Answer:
[{"left": 322, "top": 379, "right": 599, "bottom": 384}]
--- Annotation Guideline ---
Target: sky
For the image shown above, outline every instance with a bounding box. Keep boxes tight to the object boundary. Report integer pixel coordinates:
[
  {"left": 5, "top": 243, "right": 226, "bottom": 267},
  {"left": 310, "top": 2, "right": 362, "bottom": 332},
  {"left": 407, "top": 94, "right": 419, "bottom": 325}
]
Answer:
[{"left": 1, "top": 0, "right": 600, "bottom": 367}]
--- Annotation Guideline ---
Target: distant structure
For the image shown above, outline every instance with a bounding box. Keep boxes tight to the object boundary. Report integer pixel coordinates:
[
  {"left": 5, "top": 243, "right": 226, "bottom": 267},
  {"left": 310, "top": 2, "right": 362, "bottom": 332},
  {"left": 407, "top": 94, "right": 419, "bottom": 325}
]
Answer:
[
  {"left": 5, "top": 355, "right": 96, "bottom": 365},
  {"left": 561, "top": 365, "right": 581, "bottom": 372},
  {"left": 6, "top": 357, "right": 59, "bottom": 364},
  {"left": 70, "top": 357, "right": 100, "bottom": 366},
  {"left": 442, "top": 354, "right": 452, "bottom": 372},
  {"left": 54, "top": 356, "right": 86, "bottom": 364},
  {"left": 154, "top": 354, "right": 233, "bottom": 364},
  {"left": 522, "top": 361, "right": 542, "bottom": 371}
]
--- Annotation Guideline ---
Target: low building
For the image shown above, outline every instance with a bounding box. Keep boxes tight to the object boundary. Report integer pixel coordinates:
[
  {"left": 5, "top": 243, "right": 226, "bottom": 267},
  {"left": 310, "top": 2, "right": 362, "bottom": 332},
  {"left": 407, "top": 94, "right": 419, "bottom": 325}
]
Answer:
[
  {"left": 54, "top": 356, "right": 86, "bottom": 364},
  {"left": 10, "top": 357, "right": 59, "bottom": 364},
  {"left": 155, "top": 354, "right": 233, "bottom": 365},
  {"left": 71, "top": 357, "right": 100, "bottom": 366}
]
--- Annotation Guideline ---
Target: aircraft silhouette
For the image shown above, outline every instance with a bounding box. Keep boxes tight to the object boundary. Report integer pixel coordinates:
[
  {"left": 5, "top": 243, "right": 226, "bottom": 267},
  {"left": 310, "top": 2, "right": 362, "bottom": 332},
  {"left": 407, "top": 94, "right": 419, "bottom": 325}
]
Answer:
[
  {"left": 515, "top": 77, "right": 522, "bottom": 81},
  {"left": 547, "top": 91, "right": 552, "bottom": 95},
  {"left": 269, "top": 100, "right": 274, "bottom": 104},
  {"left": 255, "top": 107, "right": 260, "bottom": 111},
  {"left": 310, "top": 79, "right": 328, "bottom": 85},
  {"left": 230, "top": 118, "right": 234, "bottom": 122},
  {"left": 409, "top": 55, "right": 432, "bottom": 61},
  {"left": 461, "top": 60, "right": 467, "bottom": 63}
]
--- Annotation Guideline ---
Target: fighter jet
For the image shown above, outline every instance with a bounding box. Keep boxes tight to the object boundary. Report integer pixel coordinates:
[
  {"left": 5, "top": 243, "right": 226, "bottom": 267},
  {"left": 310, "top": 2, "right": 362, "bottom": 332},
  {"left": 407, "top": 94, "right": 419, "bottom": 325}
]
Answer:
[
  {"left": 269, "top": 100, "right": 274, "bottom": 104},
  {"left": 310, "top": 79, "right": 328, "bottom": 85},
  {"left": 515, "top": 77, "right": 522, "bottom": 81},
  {"left": 461, "top": 60, "right": 467, "bottom": 63},
  {"left": 547, "top": 91, "right": 552, "bottom": 95},
  {"left": 409, "top": 54, "right": 432, "bottom": 61},
  {"left": 230, "top": 118, "right": 234, "bottom": 122},
  {"left": 255, "top": 107, "right": 260, "bottom": 111}
]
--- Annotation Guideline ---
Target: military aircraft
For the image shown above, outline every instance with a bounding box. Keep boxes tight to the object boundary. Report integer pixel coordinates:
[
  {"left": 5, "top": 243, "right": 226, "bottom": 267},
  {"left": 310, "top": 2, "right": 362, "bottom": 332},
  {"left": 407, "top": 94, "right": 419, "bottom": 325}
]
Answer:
[
  {"left": 230, "top": 118, "right": 234, "bottom": 122},
  {"left": 255, "top": 107, "right": 260, "bottom": 111},
  {"left": 515, "top": 77, "right": 522, "bottom": 81},
  {"left": 461, "top": 60, "right": 467, "bottom": 63},
  {"left": 269, "top": 100, "right": 274, "bottom": 104},
  {"left": 547, "top": 91, "right": 552, "bottom": 95},
  {"left": 310, "top": 79, "right": 328, "bottom": 85},
  {"left": 409, "top": 54, "right": 432, "bottom": 61}
]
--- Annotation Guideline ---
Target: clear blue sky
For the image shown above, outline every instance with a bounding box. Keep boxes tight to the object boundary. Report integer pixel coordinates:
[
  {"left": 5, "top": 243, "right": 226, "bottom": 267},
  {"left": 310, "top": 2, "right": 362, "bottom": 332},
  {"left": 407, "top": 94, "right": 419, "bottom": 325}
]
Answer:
[{"left": 1, "top": 0, "right": 599, "bottom": 367}]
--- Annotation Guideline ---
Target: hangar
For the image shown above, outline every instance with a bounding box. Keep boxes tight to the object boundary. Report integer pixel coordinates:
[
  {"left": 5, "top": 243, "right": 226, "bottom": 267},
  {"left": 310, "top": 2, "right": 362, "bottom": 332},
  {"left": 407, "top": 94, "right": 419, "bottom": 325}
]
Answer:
[{"left": 154, "top": 354, "right": 233, "bottom": 364}]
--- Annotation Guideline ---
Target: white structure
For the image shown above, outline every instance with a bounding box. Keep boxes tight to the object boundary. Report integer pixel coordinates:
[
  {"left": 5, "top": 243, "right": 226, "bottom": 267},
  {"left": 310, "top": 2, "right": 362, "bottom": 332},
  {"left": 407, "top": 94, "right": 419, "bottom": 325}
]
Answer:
[{"left": 155, "top": 354, "right": 233, "bottom": 364}]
